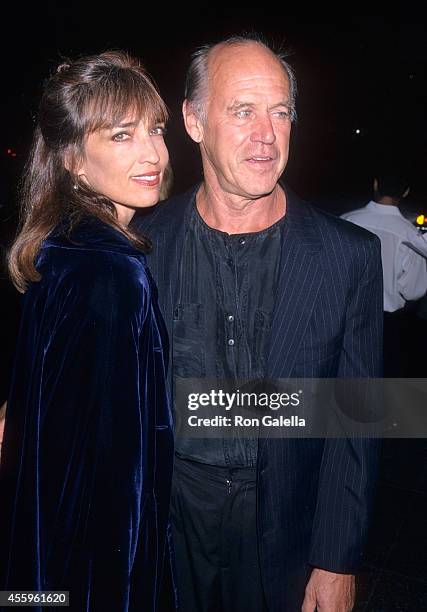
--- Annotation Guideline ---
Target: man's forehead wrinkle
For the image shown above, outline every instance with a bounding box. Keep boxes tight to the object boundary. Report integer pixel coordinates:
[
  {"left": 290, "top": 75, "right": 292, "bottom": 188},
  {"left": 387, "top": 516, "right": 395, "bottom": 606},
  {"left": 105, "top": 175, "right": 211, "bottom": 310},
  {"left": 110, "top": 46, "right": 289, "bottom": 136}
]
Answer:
[
  {"left": 208, "top": 43, "right": 286, "bottom": 86},
  {"left": 227, "top": 95, "right": 290, "bottom": 110},
  {"left": 208, "top": 63, "right": 290, "bottom": 104},
  {"left": 210, "top": 73, "right": 290, "bottom": 99}
]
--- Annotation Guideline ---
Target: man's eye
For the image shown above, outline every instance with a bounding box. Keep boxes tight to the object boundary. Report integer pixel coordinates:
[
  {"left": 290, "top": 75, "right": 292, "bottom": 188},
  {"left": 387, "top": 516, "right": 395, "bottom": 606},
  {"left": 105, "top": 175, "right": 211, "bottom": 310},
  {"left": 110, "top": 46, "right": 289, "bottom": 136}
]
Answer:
[
  {"left": 273, "top": 111, "right": 290, "bottom": 119},
  {"left": 150, "top": 125, "right": 167, "bottom": 136},
  {"left": 112, "top": 132, "right": 130, "bottom": 142},
  {"left": 236, "top": 110, "right": 251, "bottom": 119}
]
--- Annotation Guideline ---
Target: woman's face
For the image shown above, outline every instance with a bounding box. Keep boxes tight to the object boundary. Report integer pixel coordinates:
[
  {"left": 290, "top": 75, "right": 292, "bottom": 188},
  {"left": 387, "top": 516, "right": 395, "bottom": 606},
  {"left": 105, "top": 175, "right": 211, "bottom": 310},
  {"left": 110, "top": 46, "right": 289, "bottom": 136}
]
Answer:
[{"left": 77, "top": 115, "right": 169, "bottom": 225}]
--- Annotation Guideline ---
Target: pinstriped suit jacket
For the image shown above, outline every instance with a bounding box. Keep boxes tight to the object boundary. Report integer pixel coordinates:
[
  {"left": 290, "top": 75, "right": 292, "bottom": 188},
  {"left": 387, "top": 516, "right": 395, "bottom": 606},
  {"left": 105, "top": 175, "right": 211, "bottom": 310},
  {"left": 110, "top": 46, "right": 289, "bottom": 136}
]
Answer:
[{"left": 132, "top": 184, "right": 383, "bottom": 611}]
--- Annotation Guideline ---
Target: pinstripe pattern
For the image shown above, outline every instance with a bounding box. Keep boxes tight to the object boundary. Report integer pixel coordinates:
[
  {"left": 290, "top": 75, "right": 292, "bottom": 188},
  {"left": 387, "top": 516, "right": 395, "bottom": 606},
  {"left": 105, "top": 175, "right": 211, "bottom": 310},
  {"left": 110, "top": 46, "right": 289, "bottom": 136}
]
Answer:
[{"left": 131, "top": 185, "right": 383, "bottom": 611}]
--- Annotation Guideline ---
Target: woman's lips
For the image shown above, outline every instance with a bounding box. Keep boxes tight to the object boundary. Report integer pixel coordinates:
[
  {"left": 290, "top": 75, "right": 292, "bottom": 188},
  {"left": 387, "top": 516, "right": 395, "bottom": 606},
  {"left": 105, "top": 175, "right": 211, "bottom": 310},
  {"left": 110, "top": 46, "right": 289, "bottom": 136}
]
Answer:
[{"left": 130, "top": 172, "right": 160, "bottom": 186}]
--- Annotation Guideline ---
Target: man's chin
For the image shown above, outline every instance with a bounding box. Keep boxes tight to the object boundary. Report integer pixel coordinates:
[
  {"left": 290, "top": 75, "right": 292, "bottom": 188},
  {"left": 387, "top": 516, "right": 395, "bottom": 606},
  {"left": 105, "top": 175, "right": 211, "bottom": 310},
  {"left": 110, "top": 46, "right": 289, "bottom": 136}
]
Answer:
[
  {"left": 219, "top": 176, "right": 281, "bottom": 200},
  {"left": 241, "top": 181, "right": 279, "bottom": 199}
]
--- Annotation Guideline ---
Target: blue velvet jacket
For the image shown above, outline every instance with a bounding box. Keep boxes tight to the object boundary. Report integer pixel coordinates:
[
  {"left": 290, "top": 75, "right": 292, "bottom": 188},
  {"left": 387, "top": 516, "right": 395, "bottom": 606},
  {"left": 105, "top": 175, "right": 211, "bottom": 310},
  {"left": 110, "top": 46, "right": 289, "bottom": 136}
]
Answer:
[{"left": 0, "top": 218, "right": 174, "bottom": 611}]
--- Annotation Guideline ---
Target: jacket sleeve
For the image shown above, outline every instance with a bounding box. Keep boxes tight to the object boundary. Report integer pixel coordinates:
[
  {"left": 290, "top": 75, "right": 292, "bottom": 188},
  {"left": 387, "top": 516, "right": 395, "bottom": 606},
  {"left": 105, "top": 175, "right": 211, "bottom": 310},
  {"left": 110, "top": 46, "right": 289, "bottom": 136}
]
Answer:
[
  {"left": 1, "top": 251, "right": 161, "bottom": 606},
  {"left": 308, "top": 236, "right": 383, "bottom": 572}
]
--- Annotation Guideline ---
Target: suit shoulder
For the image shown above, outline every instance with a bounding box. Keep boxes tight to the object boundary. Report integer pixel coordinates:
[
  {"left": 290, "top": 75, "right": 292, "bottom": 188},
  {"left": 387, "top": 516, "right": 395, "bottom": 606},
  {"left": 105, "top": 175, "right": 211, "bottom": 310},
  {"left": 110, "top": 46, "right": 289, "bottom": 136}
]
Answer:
[
  {"left": 132, "top": 185, "right": 197, "bottom": 233},
  {"left": 309, "top": 203, "right": 381, "bottom": 251},
  {"left": 300, "top": 203, "right": 382, "bottom": 283}
]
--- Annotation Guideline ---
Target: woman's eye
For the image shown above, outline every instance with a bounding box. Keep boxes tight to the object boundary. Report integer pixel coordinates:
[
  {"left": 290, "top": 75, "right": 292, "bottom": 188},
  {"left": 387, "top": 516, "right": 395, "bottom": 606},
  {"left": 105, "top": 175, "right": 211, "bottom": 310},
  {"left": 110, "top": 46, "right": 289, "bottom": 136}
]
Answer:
[
  {"left": 150, "top": 125, "right": 167, "bottom": 136},
  {"left": 112, "top": 132, "right": 130, "bottom": 142}
]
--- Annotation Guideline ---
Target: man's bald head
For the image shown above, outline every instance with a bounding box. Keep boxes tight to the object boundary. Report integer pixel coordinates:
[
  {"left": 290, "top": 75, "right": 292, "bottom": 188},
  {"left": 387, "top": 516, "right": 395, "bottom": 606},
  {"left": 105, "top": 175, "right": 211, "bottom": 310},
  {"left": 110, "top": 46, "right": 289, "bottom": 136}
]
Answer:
[{"left": 185, "top": 35, "right": 297, "bottom": 124}]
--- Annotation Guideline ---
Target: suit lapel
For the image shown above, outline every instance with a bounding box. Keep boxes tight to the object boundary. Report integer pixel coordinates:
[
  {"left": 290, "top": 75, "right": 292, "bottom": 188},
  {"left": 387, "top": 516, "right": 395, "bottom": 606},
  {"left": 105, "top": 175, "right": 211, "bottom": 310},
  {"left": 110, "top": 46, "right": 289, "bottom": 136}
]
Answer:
[
  {"left": 141, "top": 185, "right": 324, "bottom": 379},
  {"left": 143, "top": 187, "right": 198, "bottom": 341},
  {"left": 267, "top": 189, "right": 324, "bottom": 378}
]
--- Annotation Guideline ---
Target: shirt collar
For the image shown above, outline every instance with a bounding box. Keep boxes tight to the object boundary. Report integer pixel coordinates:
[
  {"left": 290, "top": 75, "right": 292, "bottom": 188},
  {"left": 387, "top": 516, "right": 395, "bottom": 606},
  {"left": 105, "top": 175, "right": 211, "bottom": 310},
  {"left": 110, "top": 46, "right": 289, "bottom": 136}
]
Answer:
[{"left": 366, "top": 200, "right": 404, "bottom": 216}]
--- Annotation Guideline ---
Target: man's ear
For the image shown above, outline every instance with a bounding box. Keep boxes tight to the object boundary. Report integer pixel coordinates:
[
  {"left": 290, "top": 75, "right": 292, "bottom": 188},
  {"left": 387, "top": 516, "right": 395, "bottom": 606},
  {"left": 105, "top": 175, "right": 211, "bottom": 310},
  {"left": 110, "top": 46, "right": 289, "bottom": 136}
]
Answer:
[
  {"left": 182, "top": 99, "right": 204, "bottom": 143},
  {"left": 373, "top": 178, "right": 379, "bottom": 192}
]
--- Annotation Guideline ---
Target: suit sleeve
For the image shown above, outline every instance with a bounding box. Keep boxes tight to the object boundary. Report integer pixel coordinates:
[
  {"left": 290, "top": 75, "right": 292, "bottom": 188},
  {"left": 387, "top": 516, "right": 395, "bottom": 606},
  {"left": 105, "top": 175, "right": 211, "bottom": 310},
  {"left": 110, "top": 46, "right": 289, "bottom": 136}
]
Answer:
[{"left": 308, "top": 236, "right": 383, "bottom": 572}]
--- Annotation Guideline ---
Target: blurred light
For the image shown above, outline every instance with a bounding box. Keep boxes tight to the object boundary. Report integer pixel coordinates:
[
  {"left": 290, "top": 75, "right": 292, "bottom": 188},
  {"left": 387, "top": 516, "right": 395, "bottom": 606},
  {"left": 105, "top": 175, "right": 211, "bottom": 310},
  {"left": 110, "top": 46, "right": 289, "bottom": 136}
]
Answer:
[
  {"left": 416, "top": 214, "right": 425, "bottom": 226},
  {"left": 355, "top": 129, "right": 361, "bottom": 135}
]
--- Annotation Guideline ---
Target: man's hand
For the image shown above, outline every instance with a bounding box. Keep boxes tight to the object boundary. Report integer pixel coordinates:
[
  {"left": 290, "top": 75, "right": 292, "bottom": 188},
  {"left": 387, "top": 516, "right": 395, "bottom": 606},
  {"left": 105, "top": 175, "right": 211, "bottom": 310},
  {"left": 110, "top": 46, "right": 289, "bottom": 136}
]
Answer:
[
  {"left": 0, "top": 401, "right": 7, "bottom": 462},
  {"left": 302, "top": 568, "right": 355, "bottom": 612}
]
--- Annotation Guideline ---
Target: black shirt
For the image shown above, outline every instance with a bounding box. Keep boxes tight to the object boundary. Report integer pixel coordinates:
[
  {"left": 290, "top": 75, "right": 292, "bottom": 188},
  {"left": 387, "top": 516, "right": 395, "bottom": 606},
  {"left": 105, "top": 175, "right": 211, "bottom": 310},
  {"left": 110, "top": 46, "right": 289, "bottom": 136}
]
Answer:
[{"left": 173, "top": 201, "right": 284, "bottom": 467}]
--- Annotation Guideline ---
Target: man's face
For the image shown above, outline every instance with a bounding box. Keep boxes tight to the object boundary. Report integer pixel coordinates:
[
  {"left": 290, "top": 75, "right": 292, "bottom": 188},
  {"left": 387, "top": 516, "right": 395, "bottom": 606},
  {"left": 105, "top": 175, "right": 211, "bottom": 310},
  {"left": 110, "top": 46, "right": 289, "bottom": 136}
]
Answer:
[{"left": 186, "top": 43, "right": 293, "bottom": 201}]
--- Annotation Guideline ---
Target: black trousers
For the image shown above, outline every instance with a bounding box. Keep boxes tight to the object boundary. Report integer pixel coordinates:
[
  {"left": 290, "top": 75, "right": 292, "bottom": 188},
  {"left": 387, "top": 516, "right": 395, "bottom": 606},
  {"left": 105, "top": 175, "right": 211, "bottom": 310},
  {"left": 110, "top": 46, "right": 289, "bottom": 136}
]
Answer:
[
  {"left": 171, "top": 455, "right": 267, "bottom": 612},
  {"left": 383, "top": 309, "right": 419, "bottom": 377}
]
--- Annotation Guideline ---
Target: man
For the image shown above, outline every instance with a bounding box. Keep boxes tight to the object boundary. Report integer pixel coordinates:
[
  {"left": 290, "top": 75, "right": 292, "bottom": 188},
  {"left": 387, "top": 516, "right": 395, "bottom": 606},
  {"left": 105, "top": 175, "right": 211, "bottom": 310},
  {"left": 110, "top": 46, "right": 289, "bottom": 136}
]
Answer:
[
  {"left": 133, "top": 36, "right": 382, "bottom": 611},
  {"left": 342, "top": 175, "right": 427, "bottom": 375}
]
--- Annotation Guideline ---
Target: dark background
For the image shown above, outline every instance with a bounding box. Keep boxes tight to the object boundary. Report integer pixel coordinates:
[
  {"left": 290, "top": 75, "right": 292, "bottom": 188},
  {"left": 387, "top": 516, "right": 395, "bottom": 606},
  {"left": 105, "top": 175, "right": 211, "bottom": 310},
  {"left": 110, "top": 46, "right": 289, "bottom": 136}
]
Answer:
[
  {"left": 1, "top": 13, "right": 426, "bottom": 611},
  {"left": 2, "top": 14, "right": 427, "bottom": 214}
]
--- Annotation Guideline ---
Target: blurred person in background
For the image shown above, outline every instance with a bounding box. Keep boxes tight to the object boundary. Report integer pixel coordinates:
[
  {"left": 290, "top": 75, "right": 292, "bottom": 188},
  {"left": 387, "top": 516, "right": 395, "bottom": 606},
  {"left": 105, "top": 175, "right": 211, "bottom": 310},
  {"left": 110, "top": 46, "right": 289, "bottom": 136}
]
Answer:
[{"left": 342, "top": 173, "right": 427, "bottom": 376}]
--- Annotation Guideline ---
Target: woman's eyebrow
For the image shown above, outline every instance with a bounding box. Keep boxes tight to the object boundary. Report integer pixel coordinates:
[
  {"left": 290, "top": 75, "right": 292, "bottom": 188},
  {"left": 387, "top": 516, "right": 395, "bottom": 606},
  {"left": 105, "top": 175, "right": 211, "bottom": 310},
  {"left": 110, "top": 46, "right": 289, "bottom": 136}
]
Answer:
[{"left": 112, "top": 120, "right": 138, "bottom": 129}]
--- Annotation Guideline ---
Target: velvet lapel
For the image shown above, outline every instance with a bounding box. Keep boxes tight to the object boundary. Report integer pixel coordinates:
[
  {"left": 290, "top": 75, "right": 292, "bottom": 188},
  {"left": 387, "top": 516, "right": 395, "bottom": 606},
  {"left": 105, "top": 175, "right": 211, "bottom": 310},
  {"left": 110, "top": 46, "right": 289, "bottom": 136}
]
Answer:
[{"left": 266, "top": 188, "right": 324, "bottom": 378}]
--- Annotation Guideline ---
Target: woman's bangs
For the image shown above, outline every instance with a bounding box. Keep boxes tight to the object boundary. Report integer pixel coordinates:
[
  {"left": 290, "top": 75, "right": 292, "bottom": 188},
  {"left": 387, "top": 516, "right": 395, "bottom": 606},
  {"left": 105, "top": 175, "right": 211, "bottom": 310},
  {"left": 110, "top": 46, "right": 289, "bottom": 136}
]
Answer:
[{"left": 83, "top": 77, "right": 168, "bottom": 134}]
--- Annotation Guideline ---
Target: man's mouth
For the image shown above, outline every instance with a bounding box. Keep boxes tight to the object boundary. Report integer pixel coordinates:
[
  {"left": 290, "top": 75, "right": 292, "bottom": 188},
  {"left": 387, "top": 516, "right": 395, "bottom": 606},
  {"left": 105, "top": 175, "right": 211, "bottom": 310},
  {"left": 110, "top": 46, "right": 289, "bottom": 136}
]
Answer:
[{"left": 245, "top": 156, "right": 276, "bottom": 164}]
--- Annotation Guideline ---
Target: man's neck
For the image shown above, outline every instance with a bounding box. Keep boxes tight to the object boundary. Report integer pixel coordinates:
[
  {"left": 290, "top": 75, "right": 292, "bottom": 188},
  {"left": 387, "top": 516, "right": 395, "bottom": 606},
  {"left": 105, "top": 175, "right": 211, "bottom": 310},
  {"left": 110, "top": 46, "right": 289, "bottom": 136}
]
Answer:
[
  {"left": 196, "top": 182, "right": 286, "bottom": 234},
  {"left": 374, "top": 196, "right": 399, "bottom": 207}
]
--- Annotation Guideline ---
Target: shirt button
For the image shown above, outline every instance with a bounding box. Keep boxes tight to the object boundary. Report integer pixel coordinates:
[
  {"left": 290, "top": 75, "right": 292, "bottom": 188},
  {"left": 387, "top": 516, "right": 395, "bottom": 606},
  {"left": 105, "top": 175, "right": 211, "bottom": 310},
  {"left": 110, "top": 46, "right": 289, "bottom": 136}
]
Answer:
[
  {"left": 238, "top": 237, "right": 246, "bottom": 245},
  {"left": 227, "top": 315, "right": 234, "bottom": 322},
  {"left": 228, "top": 338, "right": 235, "bottom": 346}
]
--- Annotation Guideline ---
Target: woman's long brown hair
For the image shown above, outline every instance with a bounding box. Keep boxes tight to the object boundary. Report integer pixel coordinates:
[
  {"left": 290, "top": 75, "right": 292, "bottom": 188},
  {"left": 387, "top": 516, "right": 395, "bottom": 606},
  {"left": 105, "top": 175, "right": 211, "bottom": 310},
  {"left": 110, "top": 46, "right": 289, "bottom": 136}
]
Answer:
[{"left": 9, "top": 50, "right": 170, "bottom": 292}]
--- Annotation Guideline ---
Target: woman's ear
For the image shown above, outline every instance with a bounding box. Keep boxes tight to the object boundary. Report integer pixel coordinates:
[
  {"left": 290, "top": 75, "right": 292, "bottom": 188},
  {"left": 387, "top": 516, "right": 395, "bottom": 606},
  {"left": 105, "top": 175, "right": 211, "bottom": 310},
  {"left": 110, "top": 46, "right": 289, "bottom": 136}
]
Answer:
[
  {"left": 64, "top": 146, "right": 85, "bottom": 178},
  {"left": 63, "top": 146, "right": 74, "bottom": 173}
]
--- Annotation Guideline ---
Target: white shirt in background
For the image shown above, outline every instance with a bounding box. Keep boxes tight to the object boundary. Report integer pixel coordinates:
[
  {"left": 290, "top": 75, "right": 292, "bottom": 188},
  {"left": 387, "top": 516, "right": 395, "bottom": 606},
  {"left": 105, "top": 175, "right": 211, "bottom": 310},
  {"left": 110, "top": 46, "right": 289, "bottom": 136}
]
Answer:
[{"left": 341, "top": 201, "right": 427, "bottom": 312}]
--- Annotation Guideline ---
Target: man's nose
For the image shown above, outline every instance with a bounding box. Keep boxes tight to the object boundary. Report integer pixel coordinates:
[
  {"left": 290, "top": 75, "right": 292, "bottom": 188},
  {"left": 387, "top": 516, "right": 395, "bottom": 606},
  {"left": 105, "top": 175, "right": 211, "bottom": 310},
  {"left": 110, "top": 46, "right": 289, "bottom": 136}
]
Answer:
[{"left": 250, "top": 115, "right": 276, "bottom": 145}]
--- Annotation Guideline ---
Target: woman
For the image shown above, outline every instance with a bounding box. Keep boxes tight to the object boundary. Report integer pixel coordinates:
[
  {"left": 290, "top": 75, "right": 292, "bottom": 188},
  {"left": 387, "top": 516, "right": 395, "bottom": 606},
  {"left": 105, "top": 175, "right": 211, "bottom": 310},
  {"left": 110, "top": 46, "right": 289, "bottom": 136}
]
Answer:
[{"left": 0, "top": 51, "right": 174, "bottom": 611}]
